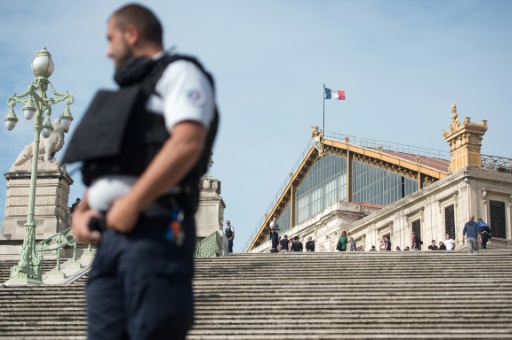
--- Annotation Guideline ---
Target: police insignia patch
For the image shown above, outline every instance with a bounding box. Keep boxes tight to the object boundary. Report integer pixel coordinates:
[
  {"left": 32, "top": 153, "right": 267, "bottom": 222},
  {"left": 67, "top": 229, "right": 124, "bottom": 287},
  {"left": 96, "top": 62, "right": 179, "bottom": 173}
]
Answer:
[{"left": 187, "top": 89, "right": 202, "bottom": 104}]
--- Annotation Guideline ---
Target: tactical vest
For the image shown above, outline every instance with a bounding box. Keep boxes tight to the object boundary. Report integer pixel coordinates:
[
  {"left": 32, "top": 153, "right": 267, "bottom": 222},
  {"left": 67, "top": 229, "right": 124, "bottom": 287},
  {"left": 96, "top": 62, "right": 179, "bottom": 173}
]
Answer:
[
  {"left": 63, "top": 54, "right": 219, "bottom": 213},
  {"left": 225, "top": 228, "right": 233, "bottom": 239}
]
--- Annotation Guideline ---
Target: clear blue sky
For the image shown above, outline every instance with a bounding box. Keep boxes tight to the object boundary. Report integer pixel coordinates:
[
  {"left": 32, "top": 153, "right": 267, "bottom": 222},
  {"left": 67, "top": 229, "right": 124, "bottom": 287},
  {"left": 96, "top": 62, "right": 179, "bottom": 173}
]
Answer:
[{"left": 0, "top": 1, "right": 511, "bottom": 252}]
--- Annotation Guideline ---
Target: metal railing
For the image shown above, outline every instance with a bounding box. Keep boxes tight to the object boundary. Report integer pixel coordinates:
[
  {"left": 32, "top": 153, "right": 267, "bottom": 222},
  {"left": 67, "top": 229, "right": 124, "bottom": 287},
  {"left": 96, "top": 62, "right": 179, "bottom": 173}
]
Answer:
[
  {"left": 194, "top": 231, "right": 221, "bottom": 257},
  {"left": 243, "top": 139, "right": 313, "bottom": 252},
  {"left": 34, "top": 227, "right": 92, "bottom": 277},
  {"left": 325, "top": 131, "right": 450, "bottom": 171},
  {"left": 481, "top": 154, "right": 512, "bottom": 173}
]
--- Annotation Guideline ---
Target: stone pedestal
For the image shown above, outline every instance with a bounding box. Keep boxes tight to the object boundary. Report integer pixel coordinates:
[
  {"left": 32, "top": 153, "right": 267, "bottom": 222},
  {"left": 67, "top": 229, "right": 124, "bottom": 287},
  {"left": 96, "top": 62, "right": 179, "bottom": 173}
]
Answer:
[
  {"left": 195, "top": 176, "right": 225, "bottom": 239},
  {"left": 1, "top": 160, "right": 73, "bottom": 242}
]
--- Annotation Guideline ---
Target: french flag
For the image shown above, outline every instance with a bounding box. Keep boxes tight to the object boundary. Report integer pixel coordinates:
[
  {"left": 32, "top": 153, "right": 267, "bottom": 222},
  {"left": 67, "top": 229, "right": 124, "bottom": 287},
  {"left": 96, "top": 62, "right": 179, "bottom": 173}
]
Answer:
[{"left": 325, "top": 88, "right": 345, "bottom": 100}]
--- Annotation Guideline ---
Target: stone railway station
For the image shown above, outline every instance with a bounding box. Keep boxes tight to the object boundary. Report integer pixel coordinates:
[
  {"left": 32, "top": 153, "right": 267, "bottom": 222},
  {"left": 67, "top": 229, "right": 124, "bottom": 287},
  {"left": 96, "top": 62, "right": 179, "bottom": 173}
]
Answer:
[{"left": 247, "top": 104, "right": 512, "bottom": 254}]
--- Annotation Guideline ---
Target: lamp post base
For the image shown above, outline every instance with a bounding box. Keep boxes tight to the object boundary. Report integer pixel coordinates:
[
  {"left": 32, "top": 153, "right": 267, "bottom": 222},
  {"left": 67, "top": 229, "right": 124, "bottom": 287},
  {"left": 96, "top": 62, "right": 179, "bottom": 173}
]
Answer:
[
  {"left": 4, "top": 276, "right": 42, "bottom": 286},
  {"left": 5, "top": 260, "right": 42, "bottom": 285},
  {"left": 4, "top": 222, "right": 42, "bottom": 285}
]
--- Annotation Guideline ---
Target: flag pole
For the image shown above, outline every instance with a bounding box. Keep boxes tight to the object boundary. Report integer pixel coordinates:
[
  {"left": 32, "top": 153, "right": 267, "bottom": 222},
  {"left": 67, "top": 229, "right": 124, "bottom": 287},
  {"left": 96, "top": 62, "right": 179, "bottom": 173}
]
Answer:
[{"left": 322, "top": 84, "right": 325, "bottom": 134}]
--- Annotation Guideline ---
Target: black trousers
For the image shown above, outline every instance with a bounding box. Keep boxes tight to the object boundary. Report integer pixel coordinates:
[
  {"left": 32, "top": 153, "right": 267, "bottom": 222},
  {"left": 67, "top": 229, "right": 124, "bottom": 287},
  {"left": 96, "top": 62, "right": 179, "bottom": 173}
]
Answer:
[
  {"left": 271, "top": 232, "right": 279, "bottom": 251},
  {"left": 87, "top": 211, "right": 195, "bottom": 340},
  {"left": 481, "top": 235, "right": 489, "bottom": 249},
  {"left": 228, "top": 238, "right": 234, "bottom": 253}
]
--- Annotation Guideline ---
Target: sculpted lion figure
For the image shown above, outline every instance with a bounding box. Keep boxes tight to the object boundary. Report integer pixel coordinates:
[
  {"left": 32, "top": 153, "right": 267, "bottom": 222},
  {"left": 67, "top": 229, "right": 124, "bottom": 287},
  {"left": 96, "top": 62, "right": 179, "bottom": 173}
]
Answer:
[{"left": 13, "top": 119, "right": 67, "bottom": 166}]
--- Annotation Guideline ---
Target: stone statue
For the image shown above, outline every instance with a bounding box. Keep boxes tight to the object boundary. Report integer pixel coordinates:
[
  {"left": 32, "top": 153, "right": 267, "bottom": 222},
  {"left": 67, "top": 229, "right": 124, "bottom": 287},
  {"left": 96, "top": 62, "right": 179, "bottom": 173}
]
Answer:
[{"left": 13, "top": 119, "right": 67, "bottom": 166}]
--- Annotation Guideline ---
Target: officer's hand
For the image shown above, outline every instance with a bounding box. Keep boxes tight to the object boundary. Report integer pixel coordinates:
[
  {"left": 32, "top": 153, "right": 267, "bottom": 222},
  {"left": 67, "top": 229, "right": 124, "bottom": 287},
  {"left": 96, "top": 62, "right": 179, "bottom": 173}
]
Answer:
[
  {"left": 72, "top": 209, "right": 101, "bottom": 244},
  {"left": 106, "top": 196, "right": 139, "bottom": 234}
]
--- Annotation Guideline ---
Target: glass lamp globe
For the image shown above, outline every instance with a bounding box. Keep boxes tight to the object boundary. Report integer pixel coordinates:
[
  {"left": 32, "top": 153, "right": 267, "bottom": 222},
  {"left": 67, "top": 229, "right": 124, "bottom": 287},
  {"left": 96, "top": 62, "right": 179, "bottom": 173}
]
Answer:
[
  {"left": 5, "top": 120, "right": 16, "bottom": 131},
  {"left": 32, "top": 47, "right": 55, "bottom": 78},
  {"left": 4, "top": 109, "right": 18, "bottom": 131},
  {"left": 23, "top": 107, "right": 36, "bottom": 120},
  {"left": 41, "top": 127, "right": 52, "bottom": 138},
  {"left": 41, "top": 116, "right": 53, "bottom": 138},
  {"left": 60, "top": 118, "right": 72, "bottom": 130},
  {"left": 59, "top": 106, "right": 73, "bottom": 130},
  {"left": 23, "top": 98, "right": 36, "bottom": 120}
]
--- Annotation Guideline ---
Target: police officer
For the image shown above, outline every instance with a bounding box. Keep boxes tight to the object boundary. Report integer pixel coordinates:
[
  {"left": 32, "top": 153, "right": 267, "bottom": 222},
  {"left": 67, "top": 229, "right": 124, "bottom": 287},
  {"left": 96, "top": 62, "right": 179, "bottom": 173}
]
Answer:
[
  {"left": 269, "top": 215, "right": 280, "bottom": 252},
  {"left": 477, "top": 218, "right": 492, "bottom": 249},
  {"left": 64, "top": 4, "right": 218, "bottom": 339},
  {"left": 225, "top": 220, "right": 235, "bottom": 253}
]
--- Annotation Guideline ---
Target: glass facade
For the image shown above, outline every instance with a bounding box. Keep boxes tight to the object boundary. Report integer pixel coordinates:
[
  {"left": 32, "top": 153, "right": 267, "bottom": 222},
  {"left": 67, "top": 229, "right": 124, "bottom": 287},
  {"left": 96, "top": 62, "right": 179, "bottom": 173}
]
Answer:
[
  {"left": 295, "top": 154, "right": 347, "bottom": 225},
  {"left": 285, "top": 154, "right": 420, "bottom": 227},
  {"left": 278, "top": 202, "right": 291, "bottom": 234},
  {"left": 351, "top": 160, "right": 417, "bottom": 206}
]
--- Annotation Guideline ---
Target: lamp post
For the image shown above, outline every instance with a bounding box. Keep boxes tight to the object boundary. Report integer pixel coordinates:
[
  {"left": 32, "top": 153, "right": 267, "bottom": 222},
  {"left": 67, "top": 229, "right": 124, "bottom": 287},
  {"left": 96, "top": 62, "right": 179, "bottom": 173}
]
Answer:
[
  {"left": 4, "top": 47, "right": 74, "bottom": 285},
  {"left": 208, "top": 151, "right": 214, "bottom": 168}
]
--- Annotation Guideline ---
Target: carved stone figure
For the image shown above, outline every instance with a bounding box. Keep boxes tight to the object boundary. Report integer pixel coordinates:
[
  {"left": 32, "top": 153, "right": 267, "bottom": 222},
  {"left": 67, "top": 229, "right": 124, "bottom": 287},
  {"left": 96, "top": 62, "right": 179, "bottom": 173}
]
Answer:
[
  {"left": 311, "top": 126, "right": 324, "bottom": 156},
  {"left": 13, "top": 119, "right": 66, "bottom": 166}
]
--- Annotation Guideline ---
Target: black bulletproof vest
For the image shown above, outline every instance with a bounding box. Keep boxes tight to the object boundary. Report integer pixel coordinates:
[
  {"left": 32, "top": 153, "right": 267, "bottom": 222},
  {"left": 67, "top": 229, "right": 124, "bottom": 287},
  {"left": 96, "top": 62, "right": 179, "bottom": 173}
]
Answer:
[
  {"left": 225, "top": 228, "right": 233, "bottom": 239},
  {"left": 63, "top": 54, "right": 219, "bottom": 212}
]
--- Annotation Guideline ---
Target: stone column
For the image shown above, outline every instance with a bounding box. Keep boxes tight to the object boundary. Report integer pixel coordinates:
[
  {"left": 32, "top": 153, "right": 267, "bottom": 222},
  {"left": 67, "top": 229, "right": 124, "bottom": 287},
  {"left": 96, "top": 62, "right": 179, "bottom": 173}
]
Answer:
[
  {"left": 1, "top": 161, "right": 73, "bottom": 242},
  {"left": 195, "top": 175, "right": 226, "bottom": 240}
]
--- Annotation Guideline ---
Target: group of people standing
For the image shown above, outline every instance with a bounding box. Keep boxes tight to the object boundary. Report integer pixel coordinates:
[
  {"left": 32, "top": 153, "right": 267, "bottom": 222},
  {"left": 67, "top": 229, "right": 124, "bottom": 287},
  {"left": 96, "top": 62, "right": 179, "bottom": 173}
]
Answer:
[
  {"left": 427, "top": 233, "right": 457, "bottom": 251},
  {"left": 337, "top": 231, "right": 459, "bottom": 252},
  {"left": 266, "top": 214, "right": 493, "bottom": 254},
  {"left": 269, "top": 216, "right": 315, "bottom": 253},
  {"left": 336, "top": 231, "right": 358, "bottom": 251}
]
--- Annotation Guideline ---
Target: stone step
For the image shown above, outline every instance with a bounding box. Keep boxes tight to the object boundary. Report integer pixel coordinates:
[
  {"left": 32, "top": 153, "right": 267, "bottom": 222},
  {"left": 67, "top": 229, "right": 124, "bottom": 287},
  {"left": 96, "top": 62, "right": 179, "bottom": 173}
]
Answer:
[
  {"left": 186, "top": 328, "right": 512, "bottom": 335},
  {"left": 186, "top": 336, "right": 510, "bottom": 340},
  {"left": 0, "top": 337, "right": 85, "bottom": 340},
  {"left": 191, "top": 311, "right": 512, "bottom": 318},
  {"left": 191, "top": 323, "right": 512, "bottom": 333},
  {"left": 0, "top": 252, "right": 511, "bottom": 339}
]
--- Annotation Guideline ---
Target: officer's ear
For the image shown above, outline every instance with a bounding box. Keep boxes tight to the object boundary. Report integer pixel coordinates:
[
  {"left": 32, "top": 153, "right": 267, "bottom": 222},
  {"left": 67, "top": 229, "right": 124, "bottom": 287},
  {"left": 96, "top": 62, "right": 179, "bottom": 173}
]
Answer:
[{"left": 123, "top": 24, "right": 140, "bottom": 47}]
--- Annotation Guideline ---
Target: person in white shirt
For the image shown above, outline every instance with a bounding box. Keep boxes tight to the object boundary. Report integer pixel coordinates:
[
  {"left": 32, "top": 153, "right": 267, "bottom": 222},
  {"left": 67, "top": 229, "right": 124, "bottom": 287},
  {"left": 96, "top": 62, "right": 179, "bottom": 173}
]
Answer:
[
  {"left": 444, "top": 233, "right": 456, "bottom": 251},
  {"left": 269, "top": 216, "right": 281, "bottom": 252}
]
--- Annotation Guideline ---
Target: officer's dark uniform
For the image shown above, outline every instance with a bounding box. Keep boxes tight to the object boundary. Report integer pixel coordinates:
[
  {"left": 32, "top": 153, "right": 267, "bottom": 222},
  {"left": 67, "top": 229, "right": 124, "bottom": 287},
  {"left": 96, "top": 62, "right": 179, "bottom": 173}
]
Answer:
[
  {"left": 478, "top": 223, "right": 492, "bottom": 249},
  {"left": 270, "top": 222, "right": 279, "bottom": 252},
  {"left": 63, "top": 54, "right": 218, "bottom": 339},
  {"left": 225, "top": 226, "right": 234, "bottom": 253}
]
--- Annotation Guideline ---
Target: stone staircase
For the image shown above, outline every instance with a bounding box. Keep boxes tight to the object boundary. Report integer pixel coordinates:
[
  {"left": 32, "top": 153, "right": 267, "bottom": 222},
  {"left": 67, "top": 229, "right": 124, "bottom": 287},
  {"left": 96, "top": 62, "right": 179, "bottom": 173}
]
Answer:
[{"left": 1, "top": 251, "right": 512, "bottom": 339}]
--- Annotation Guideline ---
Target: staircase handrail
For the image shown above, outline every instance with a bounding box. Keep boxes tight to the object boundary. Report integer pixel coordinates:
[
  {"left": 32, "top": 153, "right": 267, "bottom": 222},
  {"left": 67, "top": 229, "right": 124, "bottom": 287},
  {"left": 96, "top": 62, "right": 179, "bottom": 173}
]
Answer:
[
  {"left": 35, "top": 227, "right": 74, "bottom": 252},
  {"left": 34, "top": 227, "right": 93, "bottom": 278}
]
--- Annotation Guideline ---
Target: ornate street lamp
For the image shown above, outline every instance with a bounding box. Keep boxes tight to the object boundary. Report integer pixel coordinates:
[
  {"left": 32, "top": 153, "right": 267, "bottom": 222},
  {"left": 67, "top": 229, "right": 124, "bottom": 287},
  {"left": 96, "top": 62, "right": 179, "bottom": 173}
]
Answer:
[{"left": 4, "top": 47, "right": 74, "bottom": 285}]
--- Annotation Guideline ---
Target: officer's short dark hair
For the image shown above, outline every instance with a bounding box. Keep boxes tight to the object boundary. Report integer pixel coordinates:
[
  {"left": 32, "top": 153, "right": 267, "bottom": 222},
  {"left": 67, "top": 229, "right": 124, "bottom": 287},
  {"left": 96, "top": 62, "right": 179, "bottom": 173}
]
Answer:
[{"left": 112, "top": 3, "right": 163, "bottom": 45}]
